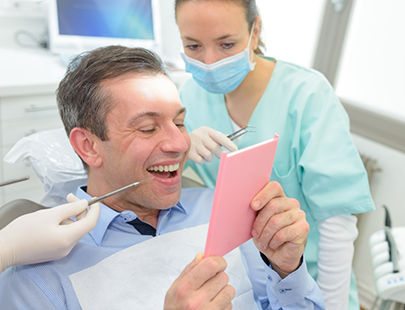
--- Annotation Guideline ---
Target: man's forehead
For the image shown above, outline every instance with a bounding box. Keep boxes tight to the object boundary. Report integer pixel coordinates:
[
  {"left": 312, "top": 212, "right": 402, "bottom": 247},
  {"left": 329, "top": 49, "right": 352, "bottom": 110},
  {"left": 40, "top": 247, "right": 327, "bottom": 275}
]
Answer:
[
  {"left": 102, "top": 72, "right": 182, "bottom": 113},
  {"left": 101, "top": 71, "right": 168, "bottom": 88}
]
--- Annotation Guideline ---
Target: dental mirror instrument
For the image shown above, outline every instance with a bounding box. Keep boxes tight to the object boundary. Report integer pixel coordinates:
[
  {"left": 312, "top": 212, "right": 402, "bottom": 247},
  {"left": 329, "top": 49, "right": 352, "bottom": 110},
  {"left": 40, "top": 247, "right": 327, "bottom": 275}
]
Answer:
[
  {"left": 227, "top": 125, "right": 256, "bottom": 141},
  {"left": 87, "top": 177, "right": 154, "bottom": 206}
]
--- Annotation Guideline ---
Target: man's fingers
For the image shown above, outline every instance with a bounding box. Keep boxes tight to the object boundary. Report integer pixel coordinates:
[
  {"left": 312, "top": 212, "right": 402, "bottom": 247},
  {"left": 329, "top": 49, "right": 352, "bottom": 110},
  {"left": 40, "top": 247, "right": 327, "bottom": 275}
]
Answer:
[
  {"left": 208, "top": 284, "right": 235, "bottom": 310},
  {"left": 269, "top": 217, "right": 309, "bottom": 250},
  {"left": 251, "top": 182, "right": 285, "bottom": 211},
  {"left": 255, "top": 209, "right": 306, "bottom": 250},
  {"left": 183, "top": 256, "right": 228, "bottom": 291},
  {"left": 197, "top": 271, "right": 230, "bottom": 302},
  {"left": 174, "top": 253, "right": 204, "bottom": 284},
  {"left": 251, "top": 197, "right": 298, "bottom": 238}
]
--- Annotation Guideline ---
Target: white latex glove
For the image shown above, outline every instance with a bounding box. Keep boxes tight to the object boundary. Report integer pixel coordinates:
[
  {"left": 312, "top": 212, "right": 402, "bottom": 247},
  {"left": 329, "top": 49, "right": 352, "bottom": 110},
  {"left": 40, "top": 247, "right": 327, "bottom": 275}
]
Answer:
[
  {"left": 188, "top": 126, "right": 238, "bottom": 165},
  {"left": 0, "top": 194, "right": 100, "bottom": 273}
]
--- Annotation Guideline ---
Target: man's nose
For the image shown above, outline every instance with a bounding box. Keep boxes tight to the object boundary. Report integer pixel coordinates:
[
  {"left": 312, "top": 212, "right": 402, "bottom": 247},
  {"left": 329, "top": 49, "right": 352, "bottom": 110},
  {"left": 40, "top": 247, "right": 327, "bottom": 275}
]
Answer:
[{"left": 160, "top": 124, "right": 189, "bottom": 153}]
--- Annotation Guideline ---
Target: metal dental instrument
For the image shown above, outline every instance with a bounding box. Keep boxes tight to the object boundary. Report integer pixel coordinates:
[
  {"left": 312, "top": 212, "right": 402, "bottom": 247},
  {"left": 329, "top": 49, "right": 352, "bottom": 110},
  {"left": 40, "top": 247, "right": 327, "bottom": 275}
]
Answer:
[
  {"left": 87, "top": 177, "right": 154, "bottom": 206},
  {"left": 227, "top": 125, "right": 256, "bottom": 141},
  {"left": 0, "top": 175, "right": 30, "bottom": 187}
]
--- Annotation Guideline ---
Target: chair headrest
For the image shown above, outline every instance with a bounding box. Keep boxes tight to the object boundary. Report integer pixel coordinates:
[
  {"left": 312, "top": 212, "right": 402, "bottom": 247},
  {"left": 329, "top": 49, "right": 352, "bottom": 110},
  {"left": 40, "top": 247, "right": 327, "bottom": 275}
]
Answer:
[{"left": 4, "top": 128, "right": 87, "bottom": 207}]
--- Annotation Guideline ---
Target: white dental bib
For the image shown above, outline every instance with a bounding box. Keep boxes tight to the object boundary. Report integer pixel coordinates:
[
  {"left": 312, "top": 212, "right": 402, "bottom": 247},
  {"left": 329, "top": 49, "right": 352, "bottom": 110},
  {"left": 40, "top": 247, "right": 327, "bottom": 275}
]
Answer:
[{"left": 69, "top": 224, "right": 257, "bottom": 309}]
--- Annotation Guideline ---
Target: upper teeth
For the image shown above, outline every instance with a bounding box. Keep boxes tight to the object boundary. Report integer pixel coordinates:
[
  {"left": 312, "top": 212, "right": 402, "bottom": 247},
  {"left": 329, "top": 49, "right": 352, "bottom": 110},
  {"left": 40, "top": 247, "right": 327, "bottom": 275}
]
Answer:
[{"left": 147, "top": 163, "right": 180, "bottom": 172}]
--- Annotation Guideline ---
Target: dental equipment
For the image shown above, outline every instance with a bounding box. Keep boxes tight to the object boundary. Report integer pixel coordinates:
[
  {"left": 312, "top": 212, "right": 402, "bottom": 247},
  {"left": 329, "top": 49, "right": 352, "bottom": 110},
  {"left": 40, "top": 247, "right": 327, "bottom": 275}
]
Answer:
[
  {"left": 227, "top": 125, "right": 256, "bottom": 141},
  {"left": 0, "top": 175, "right": 30, "bottom": 187},
  {"left": 369, "top": 205, "right": 405, "bottom": 309},
  {"left": 87, "top": 177, "right": 154, "bottom": 206}
]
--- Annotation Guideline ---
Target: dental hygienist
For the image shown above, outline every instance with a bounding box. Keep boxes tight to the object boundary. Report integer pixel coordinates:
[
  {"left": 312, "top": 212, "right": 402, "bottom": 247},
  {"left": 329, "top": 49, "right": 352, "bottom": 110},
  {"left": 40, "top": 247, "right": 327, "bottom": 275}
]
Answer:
[
  {"left": 0, "top": 194, "right": 100, "bottom": 274},
  {"left": 175, "top": 0, "right": 374, "bottom": 309}
]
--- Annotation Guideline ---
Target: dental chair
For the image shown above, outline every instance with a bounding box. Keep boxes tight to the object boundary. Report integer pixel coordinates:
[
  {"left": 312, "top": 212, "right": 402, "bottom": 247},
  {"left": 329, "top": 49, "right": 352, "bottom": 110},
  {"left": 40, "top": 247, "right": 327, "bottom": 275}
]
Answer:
[
  {"left": 369, "top": 206, "right": 405, "bottom": 310},
  {"left": 0, "top": 128, "right": 204, "bottom": 229}
]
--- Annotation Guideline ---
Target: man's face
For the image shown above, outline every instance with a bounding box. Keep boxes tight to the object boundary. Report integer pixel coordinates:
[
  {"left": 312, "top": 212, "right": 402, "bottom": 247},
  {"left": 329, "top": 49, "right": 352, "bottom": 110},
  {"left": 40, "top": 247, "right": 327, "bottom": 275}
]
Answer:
[{"left": 94, "top": 73, "right": 191, "bottom": 214}]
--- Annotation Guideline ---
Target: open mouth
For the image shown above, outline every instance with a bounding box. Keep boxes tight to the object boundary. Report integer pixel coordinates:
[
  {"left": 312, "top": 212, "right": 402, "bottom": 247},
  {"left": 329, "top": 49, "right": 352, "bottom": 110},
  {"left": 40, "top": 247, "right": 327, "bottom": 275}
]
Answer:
[{"left": 147, "top": 163, "right": 180, "bottom": 179}]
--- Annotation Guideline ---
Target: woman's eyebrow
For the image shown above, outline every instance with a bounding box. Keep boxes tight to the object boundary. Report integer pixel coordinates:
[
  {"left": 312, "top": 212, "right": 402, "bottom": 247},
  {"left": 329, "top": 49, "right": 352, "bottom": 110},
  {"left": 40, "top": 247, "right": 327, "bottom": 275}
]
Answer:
[
  {"left": 182, "top": 34, "right": 237, "bottom": 42},
  {"left": 214, "top": 34, "right": 237, "bottom": 41}
]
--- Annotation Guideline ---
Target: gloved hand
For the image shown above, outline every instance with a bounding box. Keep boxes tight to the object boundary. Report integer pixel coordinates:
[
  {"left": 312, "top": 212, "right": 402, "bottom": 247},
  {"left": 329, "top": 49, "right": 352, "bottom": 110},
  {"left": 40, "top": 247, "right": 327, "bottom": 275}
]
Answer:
[
  {"left": 188, "top": 126, "right": 238, "bottom": 165},
  {"left": 0, "top": 194, "right": 100, "bottom": 273}
]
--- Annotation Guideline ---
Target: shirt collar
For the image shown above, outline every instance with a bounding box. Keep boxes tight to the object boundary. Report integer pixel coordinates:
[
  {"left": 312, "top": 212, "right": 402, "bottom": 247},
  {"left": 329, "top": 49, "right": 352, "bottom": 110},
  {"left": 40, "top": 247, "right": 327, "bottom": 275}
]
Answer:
[
  {"left": 75, "top": 186, "right": 120, "bottom": 246},
  {"left": 75, "top": 186, "right": 187, "bottom": 246}
]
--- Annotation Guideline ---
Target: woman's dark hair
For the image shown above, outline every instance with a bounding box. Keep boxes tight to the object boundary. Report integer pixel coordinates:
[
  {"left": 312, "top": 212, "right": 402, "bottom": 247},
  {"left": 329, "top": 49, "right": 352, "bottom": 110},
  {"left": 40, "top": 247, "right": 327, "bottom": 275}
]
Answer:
[{"left": 174, "top": 0, "right": 265, "bottom": 54}]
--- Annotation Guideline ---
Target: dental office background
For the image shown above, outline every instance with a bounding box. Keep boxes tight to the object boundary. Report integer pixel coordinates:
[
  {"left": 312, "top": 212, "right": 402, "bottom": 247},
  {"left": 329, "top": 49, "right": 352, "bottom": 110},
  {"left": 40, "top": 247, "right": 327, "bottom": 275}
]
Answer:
[{"left": 0, "top": 0, "right": 404, "bottom": 308}]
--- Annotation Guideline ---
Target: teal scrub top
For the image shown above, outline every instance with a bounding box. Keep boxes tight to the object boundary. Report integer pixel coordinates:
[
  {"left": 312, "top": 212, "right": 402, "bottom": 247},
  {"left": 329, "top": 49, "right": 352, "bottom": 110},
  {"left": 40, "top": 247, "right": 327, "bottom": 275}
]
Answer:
[{"left": 179, "top": 58, "right": 375, "bottom": 270}]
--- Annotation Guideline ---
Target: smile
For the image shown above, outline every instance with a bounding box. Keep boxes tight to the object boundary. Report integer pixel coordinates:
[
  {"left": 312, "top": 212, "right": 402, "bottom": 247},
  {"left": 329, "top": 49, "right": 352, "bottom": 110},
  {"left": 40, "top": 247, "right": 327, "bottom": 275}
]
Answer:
[{"left": 147, "top": 163, "right": 180, "bottom": 178}]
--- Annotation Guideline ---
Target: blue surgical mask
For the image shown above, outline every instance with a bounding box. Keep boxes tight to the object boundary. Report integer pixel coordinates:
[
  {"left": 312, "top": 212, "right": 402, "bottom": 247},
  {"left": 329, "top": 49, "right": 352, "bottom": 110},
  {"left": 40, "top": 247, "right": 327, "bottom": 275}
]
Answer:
[{"left": 180, "top": 24, "right": 256, "bottom": 94}]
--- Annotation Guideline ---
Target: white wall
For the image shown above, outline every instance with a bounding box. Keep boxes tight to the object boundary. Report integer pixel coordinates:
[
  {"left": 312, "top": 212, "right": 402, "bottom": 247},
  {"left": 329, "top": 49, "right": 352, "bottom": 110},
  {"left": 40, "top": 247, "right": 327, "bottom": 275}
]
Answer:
[
  {"left": 156, "top": 0, "right": 182, "bottom": 64},
  {"left": 0, "top": 0, "right": 182, "bottom": 64},
  {"left": 351, "top": 133, "right": 405, "bottom": 308},
  {"left": 336, "top": 0, "right": 405, "bottom": 121}
]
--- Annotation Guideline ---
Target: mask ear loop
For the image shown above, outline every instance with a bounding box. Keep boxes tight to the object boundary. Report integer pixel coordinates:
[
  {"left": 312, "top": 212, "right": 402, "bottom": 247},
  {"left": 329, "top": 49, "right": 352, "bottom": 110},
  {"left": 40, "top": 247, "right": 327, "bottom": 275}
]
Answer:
[{"left": 248, "top": 21, "right": 256, "bottom": 63}]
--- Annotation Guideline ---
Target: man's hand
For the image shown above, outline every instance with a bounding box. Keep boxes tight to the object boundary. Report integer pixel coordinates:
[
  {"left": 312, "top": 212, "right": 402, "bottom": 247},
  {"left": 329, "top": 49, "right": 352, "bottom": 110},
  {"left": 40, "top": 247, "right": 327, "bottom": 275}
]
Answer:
[
  {"left": 250, "top": 182, "right": 309, "bottom": 278},
  {"left": 164, "top": 253, "right": 235, "bottom": 310}
]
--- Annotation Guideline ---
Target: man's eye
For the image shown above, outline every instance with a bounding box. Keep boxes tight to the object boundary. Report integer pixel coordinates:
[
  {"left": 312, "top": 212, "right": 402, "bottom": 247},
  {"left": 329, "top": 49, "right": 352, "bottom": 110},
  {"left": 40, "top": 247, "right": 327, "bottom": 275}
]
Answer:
[
  {"left": 176, "top": 123, "right": 185, "bottom": 128},
  {"left": 139, "top": 127, "right": 156, "bottom": 134}
]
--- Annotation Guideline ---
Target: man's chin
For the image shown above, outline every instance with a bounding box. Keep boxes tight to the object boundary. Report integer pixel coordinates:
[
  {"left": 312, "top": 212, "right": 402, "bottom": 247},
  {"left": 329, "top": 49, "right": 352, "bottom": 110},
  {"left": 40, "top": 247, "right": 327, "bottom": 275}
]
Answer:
[{"left": 151, "top": 192, "right": 182, "bottom": 210}]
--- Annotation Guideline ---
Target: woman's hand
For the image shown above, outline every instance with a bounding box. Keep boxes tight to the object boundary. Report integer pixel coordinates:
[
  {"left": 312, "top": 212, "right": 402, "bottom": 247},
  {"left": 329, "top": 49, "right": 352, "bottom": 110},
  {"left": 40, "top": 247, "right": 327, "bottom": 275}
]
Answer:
[
  {"left": 188, "top": 126, "right": 238, "bottom": 165},
  {"left": 0, "top": 194, "right": 100, "bottom": 273}
]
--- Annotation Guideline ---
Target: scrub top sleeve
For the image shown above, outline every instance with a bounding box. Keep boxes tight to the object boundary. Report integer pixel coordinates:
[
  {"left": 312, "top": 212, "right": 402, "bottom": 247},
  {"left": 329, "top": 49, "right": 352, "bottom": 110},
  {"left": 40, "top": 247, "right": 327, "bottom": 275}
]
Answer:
[{"left": 297, "top": 75, "right": 374, "bottom": 220}]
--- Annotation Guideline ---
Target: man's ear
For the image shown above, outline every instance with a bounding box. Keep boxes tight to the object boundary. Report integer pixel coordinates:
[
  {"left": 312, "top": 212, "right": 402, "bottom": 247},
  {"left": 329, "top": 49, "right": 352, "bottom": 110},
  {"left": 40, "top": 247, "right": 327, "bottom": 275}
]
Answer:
[{"left": 69, "top": 127, "right": 103, "bottom": 167}]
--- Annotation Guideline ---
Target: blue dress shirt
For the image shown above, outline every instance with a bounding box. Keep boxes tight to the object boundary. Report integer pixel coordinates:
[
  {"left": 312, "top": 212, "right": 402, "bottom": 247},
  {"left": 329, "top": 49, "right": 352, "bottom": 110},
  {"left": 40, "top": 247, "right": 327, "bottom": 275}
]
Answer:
[{"left": 0, "top": 187, "right": 324, "bottom": 309}]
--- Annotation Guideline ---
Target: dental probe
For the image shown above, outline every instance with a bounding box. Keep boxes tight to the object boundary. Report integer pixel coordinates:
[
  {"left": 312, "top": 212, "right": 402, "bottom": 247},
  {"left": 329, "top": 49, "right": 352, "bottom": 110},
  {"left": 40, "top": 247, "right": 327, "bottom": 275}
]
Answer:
[
  {"left": 87, "top": 177, "right": 154, "bottom": 206},
  {"left": 0, "top": 175, "right": 30, "bottom": 187}
]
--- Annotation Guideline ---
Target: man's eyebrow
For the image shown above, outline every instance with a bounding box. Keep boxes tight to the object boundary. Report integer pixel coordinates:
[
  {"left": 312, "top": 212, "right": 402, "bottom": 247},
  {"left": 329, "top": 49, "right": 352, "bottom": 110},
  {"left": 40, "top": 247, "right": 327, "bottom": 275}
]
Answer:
[
  {"left": 127, "top": 111, "right": 163, "bottom": 127},
  {"left": 177, "top": 107, "right": 186, "bottom": 117},
  {"left": 127, "top": 108, "right": 186, "bottom": 127}
]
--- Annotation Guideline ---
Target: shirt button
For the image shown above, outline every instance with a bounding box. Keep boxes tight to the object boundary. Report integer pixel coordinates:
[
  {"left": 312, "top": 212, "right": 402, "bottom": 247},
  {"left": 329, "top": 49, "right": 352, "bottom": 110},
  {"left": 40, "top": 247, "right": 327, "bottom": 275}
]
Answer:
[
  {"left": 279, "top": 289, "right": 286, "bottom": 294},
  {"left": 267, "top": 275, "right": 272, "bottom": 281}
]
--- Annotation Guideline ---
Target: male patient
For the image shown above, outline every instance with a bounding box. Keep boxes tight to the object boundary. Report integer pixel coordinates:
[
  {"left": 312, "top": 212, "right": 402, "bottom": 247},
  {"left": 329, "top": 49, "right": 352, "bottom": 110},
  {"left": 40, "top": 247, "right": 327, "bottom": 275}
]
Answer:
[{"left": 0, "top": 46, "right": 324, "bottom": 309}]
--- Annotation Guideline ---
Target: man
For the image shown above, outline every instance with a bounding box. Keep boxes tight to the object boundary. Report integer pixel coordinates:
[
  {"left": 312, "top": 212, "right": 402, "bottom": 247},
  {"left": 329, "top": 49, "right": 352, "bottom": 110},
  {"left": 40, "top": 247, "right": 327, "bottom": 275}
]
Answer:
[{"left": 0, "top": 46, "right": 324, "bottom": 309}]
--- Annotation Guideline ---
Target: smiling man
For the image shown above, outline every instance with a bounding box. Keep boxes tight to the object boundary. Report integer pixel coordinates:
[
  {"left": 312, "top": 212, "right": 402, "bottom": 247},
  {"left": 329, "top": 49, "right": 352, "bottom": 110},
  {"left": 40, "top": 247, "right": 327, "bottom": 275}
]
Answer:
[{"left": 0, "top": 46, "right": 324, "bottom": 309}]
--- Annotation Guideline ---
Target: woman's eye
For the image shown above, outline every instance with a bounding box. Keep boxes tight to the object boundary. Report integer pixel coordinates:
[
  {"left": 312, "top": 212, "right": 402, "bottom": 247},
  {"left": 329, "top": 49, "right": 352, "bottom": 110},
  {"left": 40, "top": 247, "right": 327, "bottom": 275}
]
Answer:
[
  {"left": 221, "top": 42, "right": 234, "bottom": 49},
  {"left": 185, "top": 44, "right": 200, "bottom": 51}
]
